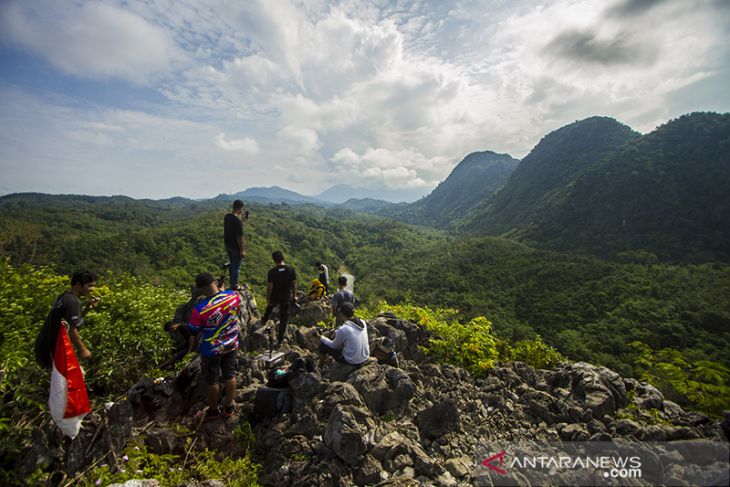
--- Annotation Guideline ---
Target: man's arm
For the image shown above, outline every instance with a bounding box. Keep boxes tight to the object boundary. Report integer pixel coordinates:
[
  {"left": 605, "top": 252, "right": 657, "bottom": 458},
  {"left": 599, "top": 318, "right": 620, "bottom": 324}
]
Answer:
[
  {"left": 291, "top": 279, "right": 297, "bottom": 303},
  {"left": 66, "top": 320, "right": 92, "bottom": 359},
  {"left": 237, "top": 235, "right": 245, "bottom": 256},
  {"left": 266, "top": 281, "right": 273, "bottom": 305}
]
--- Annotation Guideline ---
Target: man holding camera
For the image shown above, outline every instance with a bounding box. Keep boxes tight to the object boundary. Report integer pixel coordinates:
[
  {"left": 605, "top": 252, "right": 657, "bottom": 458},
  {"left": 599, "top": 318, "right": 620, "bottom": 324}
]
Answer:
[{"left": 223, "top": 199, "right": 247, "bottom": 290}]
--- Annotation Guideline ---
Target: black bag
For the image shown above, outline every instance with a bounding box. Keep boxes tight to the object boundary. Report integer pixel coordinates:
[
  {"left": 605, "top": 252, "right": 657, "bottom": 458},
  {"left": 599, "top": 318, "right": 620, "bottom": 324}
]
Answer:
[{"left": 253, "top": 387, "right": 292, "bottom": 417}]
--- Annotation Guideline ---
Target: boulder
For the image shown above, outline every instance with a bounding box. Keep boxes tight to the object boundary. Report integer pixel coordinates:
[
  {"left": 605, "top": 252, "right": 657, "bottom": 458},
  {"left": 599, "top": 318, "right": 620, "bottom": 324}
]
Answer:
[
  {"left": 415, "top": 399, "right": 460, "bottom": 440},
  {"left": 297, "top": 301, "right": 330, "bottom": 327},
  {"left": 324, "top": 405, "right": 371, "bottom": 467},
  {"left": 348, "top": 364, "right": 416, "bottom": 415}
]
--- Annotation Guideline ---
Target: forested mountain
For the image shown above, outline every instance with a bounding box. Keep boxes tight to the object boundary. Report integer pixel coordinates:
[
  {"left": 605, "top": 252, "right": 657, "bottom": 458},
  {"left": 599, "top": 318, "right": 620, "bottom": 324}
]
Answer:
[
  {"left": 391, "top": 151, "right": 518, "bottom": 228},
  {"left": 459, "top": 116, "right": 640, "bottom": 234},
  {"left": 523, "top": 112, "right": 730, "bottom": 262}
]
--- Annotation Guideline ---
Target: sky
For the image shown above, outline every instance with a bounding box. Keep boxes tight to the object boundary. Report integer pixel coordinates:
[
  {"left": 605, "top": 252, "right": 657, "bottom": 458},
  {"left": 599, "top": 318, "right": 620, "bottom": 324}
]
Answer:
[{"left": 1, "top": 0, "right": 729, "bottom": 200}]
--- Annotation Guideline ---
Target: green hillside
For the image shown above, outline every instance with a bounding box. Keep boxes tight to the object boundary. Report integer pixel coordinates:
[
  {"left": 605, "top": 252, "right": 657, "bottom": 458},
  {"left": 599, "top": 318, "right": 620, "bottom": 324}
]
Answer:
[
  {"left": 391, "top": 151, "right": 518, "bottom": 228},
  {"left": 461, "top": 116, "right": 640, "bottom": 234},
  {"left": 525, "top": 112, "right": 730, "bottom": 262}
]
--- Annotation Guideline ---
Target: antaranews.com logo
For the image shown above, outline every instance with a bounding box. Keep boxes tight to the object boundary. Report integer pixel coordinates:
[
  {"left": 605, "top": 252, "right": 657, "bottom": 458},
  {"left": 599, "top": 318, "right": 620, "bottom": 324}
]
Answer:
[
  {"left": 477, "top": 441, "right": 729, "bottom": 487},
  {"left": 482, "top": 449, "right": 642, "bottom": 479}
]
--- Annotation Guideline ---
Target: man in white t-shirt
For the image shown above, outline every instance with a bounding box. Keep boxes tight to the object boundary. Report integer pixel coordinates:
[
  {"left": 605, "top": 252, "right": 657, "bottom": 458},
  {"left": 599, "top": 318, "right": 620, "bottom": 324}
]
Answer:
[{"left": 318, "top": 301, "right": 369, "bottom": 368}]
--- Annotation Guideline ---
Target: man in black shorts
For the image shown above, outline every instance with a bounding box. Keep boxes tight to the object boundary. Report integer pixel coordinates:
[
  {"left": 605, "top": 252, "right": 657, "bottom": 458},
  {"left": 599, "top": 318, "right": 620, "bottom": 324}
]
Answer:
[{"left": 261, "top": 250, "right": 297, "bottom": 346}]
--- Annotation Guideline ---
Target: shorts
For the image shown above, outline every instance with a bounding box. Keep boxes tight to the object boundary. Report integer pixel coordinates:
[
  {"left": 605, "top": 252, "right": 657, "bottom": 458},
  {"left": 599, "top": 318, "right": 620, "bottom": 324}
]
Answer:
[{"left": 201, "top": 351, "right": 237, "bottom": 385}]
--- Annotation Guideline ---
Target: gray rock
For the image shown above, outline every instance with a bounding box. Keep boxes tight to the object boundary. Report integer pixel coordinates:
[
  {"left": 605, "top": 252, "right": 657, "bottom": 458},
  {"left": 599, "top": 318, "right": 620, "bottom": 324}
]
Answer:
[
  {"left": 109, "top": 481, "right": 161, "bottom": 487},
  {"left": 288, "top": 371, "right": 325, "bottom": 400},
  {"left": 559, "top": 423, "right": 590, "bottom": 441},
  {"left": 296, "top": 301, "right": 331, "bottom": 327},
  {"left": 324, "top": 405, "right": 370, "bottom": 466},
  {"left": 348, "top": 364, "right": 416, "bottom": 415},
  {"left": 354, "top": 455, "right": 388, "bottom": 485},
  {"left": 415, "top": 399, "right": 460, "bottom": 440},
  {"left": 444, "top": 456, "right": 473, "bottom": 478}
]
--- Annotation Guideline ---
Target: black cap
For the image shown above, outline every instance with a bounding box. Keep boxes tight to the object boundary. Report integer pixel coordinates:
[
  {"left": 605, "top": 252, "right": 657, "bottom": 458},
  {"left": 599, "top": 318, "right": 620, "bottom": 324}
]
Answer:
[
  {"left": 195, "top": 272, "right": 216, "bottom": 289},
  {"left": 339, "top": 301, "right": 355, "bottom": 318}
]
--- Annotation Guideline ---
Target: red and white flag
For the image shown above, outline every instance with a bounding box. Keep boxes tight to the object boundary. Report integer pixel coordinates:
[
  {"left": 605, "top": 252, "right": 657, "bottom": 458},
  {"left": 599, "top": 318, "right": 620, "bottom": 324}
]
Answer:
[{"left": 48, "top": 324, "right": 91, "bottom": 439}]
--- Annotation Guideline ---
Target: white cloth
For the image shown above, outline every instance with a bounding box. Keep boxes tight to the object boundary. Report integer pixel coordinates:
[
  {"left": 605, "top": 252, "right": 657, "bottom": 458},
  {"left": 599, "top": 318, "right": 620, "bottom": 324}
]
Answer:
[{"left": 320, "top": 318, "right": 370, "bottom": 365}]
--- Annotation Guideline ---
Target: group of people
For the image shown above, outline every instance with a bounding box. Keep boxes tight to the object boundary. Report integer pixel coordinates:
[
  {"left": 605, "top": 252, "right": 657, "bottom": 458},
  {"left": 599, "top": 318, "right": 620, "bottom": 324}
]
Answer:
[{"left": 37, "top": 199, "right": 371, "bottom": 423}]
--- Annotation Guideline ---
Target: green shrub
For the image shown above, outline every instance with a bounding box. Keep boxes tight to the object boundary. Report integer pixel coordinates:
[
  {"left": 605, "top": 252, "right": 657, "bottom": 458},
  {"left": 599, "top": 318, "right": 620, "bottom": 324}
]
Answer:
[{"left": 499, "top": 336, "right": 566, "bottom": 370}]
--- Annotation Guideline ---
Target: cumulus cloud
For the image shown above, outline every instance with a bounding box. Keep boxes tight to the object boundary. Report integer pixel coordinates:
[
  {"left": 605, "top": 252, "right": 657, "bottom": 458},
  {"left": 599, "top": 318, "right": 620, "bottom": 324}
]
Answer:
[
  {"left": 1, "top": 0, "right": 729, "bottom": 198},
  {"left": 0, "top": 0, "right": 183, "bottom": 84},
  {"left": 215, "top": 133, "right": 259, "bottom": 153}
]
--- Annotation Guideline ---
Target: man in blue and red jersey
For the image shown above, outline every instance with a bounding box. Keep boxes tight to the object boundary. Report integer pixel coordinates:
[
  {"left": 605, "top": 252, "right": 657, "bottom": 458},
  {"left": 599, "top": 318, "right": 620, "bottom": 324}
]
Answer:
[{"left": 188, "top": 272, "right": 242, "bottom": 420}]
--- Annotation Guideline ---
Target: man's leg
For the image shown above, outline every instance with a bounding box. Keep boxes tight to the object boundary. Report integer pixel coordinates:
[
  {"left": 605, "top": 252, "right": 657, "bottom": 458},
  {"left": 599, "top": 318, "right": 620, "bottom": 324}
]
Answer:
[
  {"left": 227, "top": 249, "right": 242, "bottom": 289},
  {"left": 221, "top": 351, "right": 237, "bottom": 414},
  {"left": 261, "top": 304, "right": 274, "bottom": 324},
  {"left": 201, "top": 355, "right": 222, "bottom": 417},
  {"left": 277, "top": 301, "right": 290, "bottom": 345}
]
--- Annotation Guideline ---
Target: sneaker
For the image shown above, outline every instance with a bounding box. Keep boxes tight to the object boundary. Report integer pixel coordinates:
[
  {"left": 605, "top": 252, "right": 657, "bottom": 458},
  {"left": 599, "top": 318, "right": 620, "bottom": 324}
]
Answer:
[
  {"left": 195, "top": 408, "right": 220, "bottom": 422},
  {"left": 222, "top": 405, "right": 235, "bottom": 418}
]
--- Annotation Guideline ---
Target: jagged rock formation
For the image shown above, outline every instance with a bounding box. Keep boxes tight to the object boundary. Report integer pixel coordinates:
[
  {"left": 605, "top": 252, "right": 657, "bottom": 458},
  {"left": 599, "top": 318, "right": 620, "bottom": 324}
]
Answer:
[{"left": 17, "top": 303, "right": 727, "bottom": 486}]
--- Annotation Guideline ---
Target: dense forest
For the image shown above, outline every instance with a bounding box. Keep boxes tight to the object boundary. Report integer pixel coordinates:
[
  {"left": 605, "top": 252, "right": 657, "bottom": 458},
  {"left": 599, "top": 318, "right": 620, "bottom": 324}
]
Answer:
[{"left": 2, "top": 194, "right": 728, "bottom": 382}]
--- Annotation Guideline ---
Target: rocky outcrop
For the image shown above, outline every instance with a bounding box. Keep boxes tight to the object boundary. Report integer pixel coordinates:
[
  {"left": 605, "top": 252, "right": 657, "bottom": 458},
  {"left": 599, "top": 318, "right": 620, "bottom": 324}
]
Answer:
[{"left": 16, "top": 311, "right": 727, "bottom": 486}]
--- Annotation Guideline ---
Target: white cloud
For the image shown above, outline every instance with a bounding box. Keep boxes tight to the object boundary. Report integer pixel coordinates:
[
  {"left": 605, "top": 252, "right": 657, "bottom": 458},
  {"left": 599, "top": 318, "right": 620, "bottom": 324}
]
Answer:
[
  {"left": 1, "top": 0, "right": 729, "bottom": 199},
  {"left": 0, "top": 0, "right": 183, "bottom": 84},
  {"left": 215, "top": 133, "right": 259, "bottom": 153}
]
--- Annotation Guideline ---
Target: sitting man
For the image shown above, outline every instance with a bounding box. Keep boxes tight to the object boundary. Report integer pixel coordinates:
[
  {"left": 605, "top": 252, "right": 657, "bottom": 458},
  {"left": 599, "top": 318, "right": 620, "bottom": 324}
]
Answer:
[{"left": 318, "top": 301, "right": 369, "bottom": 370}]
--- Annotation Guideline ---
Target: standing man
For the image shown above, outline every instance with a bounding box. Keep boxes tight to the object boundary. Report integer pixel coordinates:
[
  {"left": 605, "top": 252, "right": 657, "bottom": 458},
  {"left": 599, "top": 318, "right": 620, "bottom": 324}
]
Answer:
[
  {"left": 331, "top": 275, "right": 356, "bottom": 322},
  {"left": 224, "top": 200, "right": 246, "bottom": 290},
  {"left": 316, "top": 261, "right": 329, "bottom": 294},
  {"left": 261, "top": 251, "right": 297, "bottom": 346},
  {"left": 188, "top": 272, "right": 242, "bottom": 420},
  {"left": 35, "top": 270, "right": 99, "bottom": 367}
]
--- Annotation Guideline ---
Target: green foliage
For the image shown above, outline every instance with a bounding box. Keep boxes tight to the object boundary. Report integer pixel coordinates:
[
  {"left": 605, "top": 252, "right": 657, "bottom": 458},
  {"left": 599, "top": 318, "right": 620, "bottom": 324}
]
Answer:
[
  {"left": 499, "top": 336, "right": 565, "bottom": 370},
  {"left": 370, "top": 303, "right": 498, "bottom": 377},
  {"left": 630, "top": 341, "right": 730, "bottom": 417},
  {"left": 84, "top": 441, "right": 260, "bottom": 486}
]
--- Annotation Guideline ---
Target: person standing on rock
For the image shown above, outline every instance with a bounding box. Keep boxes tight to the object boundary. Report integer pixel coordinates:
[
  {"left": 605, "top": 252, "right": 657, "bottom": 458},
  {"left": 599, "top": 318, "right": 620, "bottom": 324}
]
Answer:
[
  {"left": 261, "top": 250, "right": 298, "bottom": 346},
  {"left": 318, "top": 301, "right": 369, "bottom": 368},
  {"left": 188, "top": 272, "right": 242, "bottom": 420},
  {"left": 331, "top": 275, "right": 356, "bottom": 322},
  {"left": 223, "top": 199, "right": 247, "bottom": 290},
  {"left": 35, "top": 270, "right": 99, "bottom": 366},
  {"left": 316, "top": 261, "right": 329, "bottom": 294}
]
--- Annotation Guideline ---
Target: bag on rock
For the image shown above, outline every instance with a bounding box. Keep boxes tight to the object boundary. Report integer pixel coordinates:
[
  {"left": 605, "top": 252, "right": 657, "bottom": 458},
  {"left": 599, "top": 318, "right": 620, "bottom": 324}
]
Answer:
[{"left": 253, "top": 387, "right": 292, "bottom": 417}]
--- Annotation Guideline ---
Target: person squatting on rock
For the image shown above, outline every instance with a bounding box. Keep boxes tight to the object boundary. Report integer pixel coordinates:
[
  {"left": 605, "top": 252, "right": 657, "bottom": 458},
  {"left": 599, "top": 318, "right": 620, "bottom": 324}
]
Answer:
[
  {"left": 261, "top": 250, "right": 298, "bottom": 346},
  {"left": 316, "top": 261, "right": 329, "bottom": 294},
  {"left": 318, "top": 301, "right": 370, "bottom": 369},
  {"left": 159, "top": 286, "right": 206, "bottom": 369},
  {"left": 188, "top": 272, "right": 242, "bottom": 420},
  {"left": 331, "top": 275, "right": 356, "bottom": 323},
  {"left": 35, "top": 270, "right": 99, "bottom": 366},
  {"left": 223, "top": 199, "right": 247, "bottom": 290},
  {"left": 308, "top": 278, "right": 326, "bottom": 301}
]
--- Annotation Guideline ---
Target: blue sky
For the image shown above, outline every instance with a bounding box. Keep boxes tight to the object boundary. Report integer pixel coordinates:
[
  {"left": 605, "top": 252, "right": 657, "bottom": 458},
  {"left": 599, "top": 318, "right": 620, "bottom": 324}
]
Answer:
[{"left": 1, "top": 0, "right": 729, "bottom": 199}]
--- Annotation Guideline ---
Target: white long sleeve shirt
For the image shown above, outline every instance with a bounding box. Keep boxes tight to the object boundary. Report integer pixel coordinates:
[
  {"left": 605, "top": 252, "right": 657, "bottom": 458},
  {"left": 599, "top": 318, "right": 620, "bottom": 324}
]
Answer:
[{"left": 320, "top": 318, "right": 370, "bottom": 365}]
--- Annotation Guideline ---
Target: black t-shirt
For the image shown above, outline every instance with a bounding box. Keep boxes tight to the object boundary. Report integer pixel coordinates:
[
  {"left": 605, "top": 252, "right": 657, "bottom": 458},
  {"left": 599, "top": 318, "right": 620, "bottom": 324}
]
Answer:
[
  {"left": 34, "top": 291, "right": 83, "bottom": 368},
  {"left": 223, "top": 213, "right": 243, "bottom": 252},
  {"left": 268, "top": 264, "right": 297, "bottom": 302}
]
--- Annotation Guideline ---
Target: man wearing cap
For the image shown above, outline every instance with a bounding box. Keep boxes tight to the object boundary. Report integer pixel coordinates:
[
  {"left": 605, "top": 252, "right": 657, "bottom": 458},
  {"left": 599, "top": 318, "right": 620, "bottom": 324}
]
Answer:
[
  {"left": 188, "top": 272, "right": 242, "bottom": 420},
  {"left": 318, "top": 301, "right": 370, "bottom": 368}
]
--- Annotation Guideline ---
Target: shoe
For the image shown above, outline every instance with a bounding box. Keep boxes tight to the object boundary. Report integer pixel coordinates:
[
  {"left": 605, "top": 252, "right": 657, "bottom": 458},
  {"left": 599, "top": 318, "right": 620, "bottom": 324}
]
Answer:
[
  {"left": 195, "top": 408, "right": 221, "bottom": 422},
  {"left": 222, "top": 405, "right": 235, "bottom": 418}
]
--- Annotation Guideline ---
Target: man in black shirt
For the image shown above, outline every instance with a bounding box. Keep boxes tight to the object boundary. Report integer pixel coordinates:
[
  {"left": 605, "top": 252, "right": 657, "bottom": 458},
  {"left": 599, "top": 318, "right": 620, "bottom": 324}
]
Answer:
[
  {"left": 35, "top": 270, "right": 99, "bottom": 368},
  {"left": 261, "top": 250, "right": 297, "bottom": 346},
  {"left": 223, "top": 199, "right": 246, "bottom": 290}
]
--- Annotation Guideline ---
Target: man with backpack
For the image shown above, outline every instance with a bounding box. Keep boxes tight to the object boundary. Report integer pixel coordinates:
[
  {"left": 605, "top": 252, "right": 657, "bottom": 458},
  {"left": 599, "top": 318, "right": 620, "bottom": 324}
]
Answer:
[
  {"left": 188, "top": 272, "right": 242, "bottom": 421},
  {"left": 261, "top": 250, "right": 298, "bottom": 346}
]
